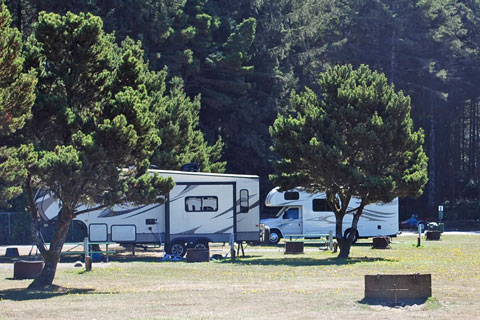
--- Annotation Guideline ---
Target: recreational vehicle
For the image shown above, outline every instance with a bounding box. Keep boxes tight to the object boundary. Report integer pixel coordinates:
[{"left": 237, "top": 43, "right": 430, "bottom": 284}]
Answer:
[
  {"left": 35, "top": 170, "right": 263, "bottom": 257},
  {"left": 261, "top": 188, "right": 399, "bottom": 244}
]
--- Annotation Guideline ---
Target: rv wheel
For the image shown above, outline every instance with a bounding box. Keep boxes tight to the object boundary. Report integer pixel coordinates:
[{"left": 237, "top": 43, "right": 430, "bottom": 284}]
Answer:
[
  {"left": 269, "top": 229, "right": 282, "bottom": 244},
  {"left": 192, "top": 240, "right": 209, "bottom": 250},
  {"left": 343, "top": 228, "right": 358, "bottom": 243},
  {"left": 167, "top": 241, "right": 187, "bottom": 257}
]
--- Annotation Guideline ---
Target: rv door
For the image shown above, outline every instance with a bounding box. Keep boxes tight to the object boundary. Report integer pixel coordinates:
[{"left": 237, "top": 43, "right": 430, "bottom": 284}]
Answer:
[{"left": 279, "top": 207, "right": 303, "bottom": 236}]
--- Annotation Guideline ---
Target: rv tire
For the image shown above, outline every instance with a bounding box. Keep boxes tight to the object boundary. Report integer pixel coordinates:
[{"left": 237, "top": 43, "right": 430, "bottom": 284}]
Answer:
[
  {"left": 192, "top": 240, "right": 209, "bottom": 250},
  {"left": 269, "top": 229, "right": 282, "bottom": 244},
  {"left": 166, "top": 240, "right": 187, "bottom": 257},
  {"left": 344, "top": 228, "right": 358, "bottom": 243}
]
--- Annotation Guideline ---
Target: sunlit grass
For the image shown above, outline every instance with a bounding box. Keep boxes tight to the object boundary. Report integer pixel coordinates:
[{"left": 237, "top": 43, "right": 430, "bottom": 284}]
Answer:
[{"left": 1, "top": 234, "right": 479, "bottom": 319}]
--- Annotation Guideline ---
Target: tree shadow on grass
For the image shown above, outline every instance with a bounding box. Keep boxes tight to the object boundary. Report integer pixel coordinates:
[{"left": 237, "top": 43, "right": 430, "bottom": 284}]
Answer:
[
  {"left": 0, "top": 285, "right": 105, "bottom": 301},
  {"left": 219, "top": 255, "right": 395, "bottom": 267}
]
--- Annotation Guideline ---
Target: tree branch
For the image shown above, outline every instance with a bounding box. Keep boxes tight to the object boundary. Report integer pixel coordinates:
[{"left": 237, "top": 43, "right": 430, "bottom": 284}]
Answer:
[
  {"left": 24, "top": 174, "right": 48, "bottom": 256},
  {"left": 74, "top": 204, "right": 109, "bottom": 216}
]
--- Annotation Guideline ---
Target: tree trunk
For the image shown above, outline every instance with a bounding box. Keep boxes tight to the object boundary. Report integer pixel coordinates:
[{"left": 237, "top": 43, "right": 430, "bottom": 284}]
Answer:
[
  {"left": 428, "top": 94, "right": 436, "bottom": 215},
  {"left": 335, "top": 212, "right": 351, "bottom": 258},
  {"left": 28, "top": 211, "right": 72, "bottom": 289},
  {"left": 390, "top": 0, "right": 396, "bottom": 85},
  {"left": 337, "top": 204, "right": 364, "bottom": 258},
  {"left": 337, "top": 237, "right": 351, "bottom": 258}
]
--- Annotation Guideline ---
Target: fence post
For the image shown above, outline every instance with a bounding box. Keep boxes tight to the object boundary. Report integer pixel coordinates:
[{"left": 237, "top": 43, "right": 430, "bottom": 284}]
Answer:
[
  {"left": 329, "top": 230, "right": 334, "bottom": 251},
  {"left": 417, "top": 224, "right": 422, "bottom": 247},
  {"left": 83, "top": 237, "right": 89, "bottom": 260}
]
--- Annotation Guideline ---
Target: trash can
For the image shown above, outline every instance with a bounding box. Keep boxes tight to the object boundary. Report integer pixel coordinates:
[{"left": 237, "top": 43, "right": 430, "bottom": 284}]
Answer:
[{"left": 438, "top": 223, "right": 445, "bottom": 233}]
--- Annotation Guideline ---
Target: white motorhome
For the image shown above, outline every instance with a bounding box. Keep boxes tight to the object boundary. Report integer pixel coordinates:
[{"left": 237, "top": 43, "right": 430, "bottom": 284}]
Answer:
[
  {"left": 261, "top": 188, "right": 399, "bottom": 244},
  {"left": 35, "top": 169, "right": 262, "bottom": 256}
]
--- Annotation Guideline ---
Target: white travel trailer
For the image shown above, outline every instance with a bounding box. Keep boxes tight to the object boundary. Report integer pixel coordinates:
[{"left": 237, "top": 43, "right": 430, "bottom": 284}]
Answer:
[
  {"left": 35, "top": 169, "right": 262, "bottom": 256},
  {"left": 261, "top": 188, "right": 399, "bottom": 244}
]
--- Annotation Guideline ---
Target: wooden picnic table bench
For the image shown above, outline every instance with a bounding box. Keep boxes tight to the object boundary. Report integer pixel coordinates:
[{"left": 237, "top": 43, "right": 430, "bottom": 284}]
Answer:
[
  {"left": 284, "top": 232, "right": 334, "bottom": 250},
  {"left": 59, "top": 240, "right": 117, "bottom": 262}
]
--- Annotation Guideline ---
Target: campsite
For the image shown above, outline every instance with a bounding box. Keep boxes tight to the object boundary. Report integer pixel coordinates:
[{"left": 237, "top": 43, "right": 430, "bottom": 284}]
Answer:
[
  {"left": 1, "top": 233, "right": 479, "bottom": 319},
  {"left": 2, "top": 1, "right": 480, "bottom": 318}
]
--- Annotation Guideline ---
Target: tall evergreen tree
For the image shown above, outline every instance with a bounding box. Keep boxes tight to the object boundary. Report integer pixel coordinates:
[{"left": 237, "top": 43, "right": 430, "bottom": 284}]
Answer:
[
  {"left": 0, "top": 3, "right": 36, "bottom": 206},
  {"left": 17, "top": 11, "right": 174, "bottom": 288},
  {"left": 112, "top": 37, "right": 226, "bottom": 172},
  {"left": 270, "top": 65, "right": 428, "bottom": 257}
]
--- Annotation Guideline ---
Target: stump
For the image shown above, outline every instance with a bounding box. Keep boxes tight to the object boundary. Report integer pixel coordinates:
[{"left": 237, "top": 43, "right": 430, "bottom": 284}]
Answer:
[
  {"left": 365, "top": 274, "right": 431, "bottom": 303},
  {"left": 186, "top": 248, "right": 210, "bottom": 262},
  {"left": 13, "top": 260, "right": 44, "bottom": 279},
  {"left": 284, "top": 241, "right": 304, "bottom": 254},
  {"left": 85, "top": 256, "right": 92, "bottom": 271},
  {"left": 372, "top": 237, "right": 390, "bottom": 249},
  {"left": 426, "top": 230, "right": 441, "bottom": 240},
  {"left": 5, "top": 247, "right": 19, "bottom": 257}
]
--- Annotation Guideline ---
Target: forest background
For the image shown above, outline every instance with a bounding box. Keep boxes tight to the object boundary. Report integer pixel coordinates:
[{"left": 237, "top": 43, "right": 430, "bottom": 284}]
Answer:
[{"left": 2, "top": 0, "right": 480, "bottom": 233}]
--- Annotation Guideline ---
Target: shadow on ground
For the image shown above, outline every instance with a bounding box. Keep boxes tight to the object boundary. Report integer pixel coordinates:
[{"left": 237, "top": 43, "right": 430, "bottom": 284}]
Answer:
[
  {"left": 219, "top": 255, "right": 395, "bottom": 266},
  {"left": 0, "top": 286, "right": 102, "bottom": 301}
]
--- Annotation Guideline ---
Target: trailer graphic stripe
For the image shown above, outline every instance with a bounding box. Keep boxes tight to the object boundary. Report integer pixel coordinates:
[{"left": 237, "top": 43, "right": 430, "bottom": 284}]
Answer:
[
  {"left": 169, "top": 185, "right": 199, "bottom": 202},
  {"left": 122, "top": 204, "right": 163, "bottom": 219},
  {"left": 178, "top": 226, "right": 202, "bottom": 234},
  {"left": 211, "top": 207, "right": 233, "bottom": 219}
]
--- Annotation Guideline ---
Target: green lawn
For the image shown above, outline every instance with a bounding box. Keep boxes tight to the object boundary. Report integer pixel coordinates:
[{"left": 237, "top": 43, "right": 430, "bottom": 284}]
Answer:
[{"left": 1, "top": 234, "right": 479, "bottom": 319}]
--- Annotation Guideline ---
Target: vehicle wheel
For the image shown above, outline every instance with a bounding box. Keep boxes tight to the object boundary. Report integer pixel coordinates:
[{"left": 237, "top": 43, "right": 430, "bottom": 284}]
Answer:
[
  {"left": 166, "top": 240, "right": 187, "bottom": 257},
  {"left": 269, "top": 229, "right": 282, "bottom": 244},
  {"left": 193, "top": 240, "right": 209, "bottom": 250},
  {"left": 344, "top": 228, "right": 358, "bottom": 243},
  {"left": 262, "top": 226, "right": 270, "bottom": 244}
]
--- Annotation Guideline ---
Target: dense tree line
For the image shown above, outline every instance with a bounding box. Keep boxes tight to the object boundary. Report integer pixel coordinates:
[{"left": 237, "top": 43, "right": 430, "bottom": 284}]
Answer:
[{"left": 4, "top": 0, "right": 480, "bottom": 218}]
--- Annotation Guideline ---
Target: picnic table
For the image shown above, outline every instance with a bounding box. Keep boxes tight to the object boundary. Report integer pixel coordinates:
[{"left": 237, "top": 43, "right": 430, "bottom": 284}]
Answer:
[
  {"left": 284, "top": 232, "right": 334, "bottom": 250},
  {"left": 60, "top": 239, "right": 117, "bottom": 262}
]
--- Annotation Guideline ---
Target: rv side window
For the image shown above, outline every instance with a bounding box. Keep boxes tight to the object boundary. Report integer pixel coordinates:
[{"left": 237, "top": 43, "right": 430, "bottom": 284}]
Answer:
[
  {"left": 240, "top": 189, "right": 249, "bottom": 213},
  {"left": 283, "top": 208, "right": 299, "bottom": 219},
  {"left": 185, "top": 196, "right": 218, "bottom": 212},
  {"left": 313, "top": 199, "right": 331, "bottom": 212},
  {"left": 284, "top": 192, "right": 299, "bottom": 200}
]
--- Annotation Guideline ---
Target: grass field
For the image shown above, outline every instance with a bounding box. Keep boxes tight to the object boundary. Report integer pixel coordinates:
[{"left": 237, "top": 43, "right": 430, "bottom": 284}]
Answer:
[{"left": 1, "top": 234, "right": 479, "bottom": 319}]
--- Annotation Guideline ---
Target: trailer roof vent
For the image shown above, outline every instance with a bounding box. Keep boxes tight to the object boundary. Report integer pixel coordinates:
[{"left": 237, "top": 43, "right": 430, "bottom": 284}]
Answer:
[{"left": 284, "top": 191, "right": 299, "bottom": 200}]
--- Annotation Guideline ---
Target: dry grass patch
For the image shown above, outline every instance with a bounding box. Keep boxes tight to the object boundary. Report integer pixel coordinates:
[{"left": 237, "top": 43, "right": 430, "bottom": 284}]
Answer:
[{"left": 1, "top": 234, "right": 479, "bottom": 319}]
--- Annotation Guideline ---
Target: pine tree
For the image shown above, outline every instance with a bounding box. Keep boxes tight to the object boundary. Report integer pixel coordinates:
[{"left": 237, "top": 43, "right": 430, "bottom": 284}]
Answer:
[
  {"left": 270, "top": 65, "right": 428, "bottom": 258},
  {"left": 0, "top": 3, "right": 36, "bottom": 206},
  {"left": 18, "top": 11, "right": 174, "bottom": 288}
]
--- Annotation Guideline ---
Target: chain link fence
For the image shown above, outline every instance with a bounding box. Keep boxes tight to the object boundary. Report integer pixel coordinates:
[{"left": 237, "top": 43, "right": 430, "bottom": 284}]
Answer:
[
  {"left": 0, "top": 212, "right": 86, "bottom": 245},
  {"left": 0, "top": 212, "right": 32, "bottom": 245}
]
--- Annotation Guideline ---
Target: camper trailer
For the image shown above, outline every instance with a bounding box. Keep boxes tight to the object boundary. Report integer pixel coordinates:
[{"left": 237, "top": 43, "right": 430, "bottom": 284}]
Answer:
[
  {"left": 35, "top": 169, "right": 262, "bottom": 256},
  {"left": 261, "top": 188, "right": 399, "bottom": 244}
]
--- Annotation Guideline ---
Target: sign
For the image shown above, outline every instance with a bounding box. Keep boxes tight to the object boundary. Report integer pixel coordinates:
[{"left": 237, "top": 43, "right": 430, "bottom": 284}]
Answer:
[{"left": 438, "top": 205, "right": 443, "bottom": 212}]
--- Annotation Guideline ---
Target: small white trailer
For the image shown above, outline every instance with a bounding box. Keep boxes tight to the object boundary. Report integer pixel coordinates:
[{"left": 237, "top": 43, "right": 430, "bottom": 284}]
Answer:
[
  {"left": 35, "top": 169, "right": 263, "bottom": 256},
  {"left": 261, "top": 187, "right": 399, "bottom": 244}
]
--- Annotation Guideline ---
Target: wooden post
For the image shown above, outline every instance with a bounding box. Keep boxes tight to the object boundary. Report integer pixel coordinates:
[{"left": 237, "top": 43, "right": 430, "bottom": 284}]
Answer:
[
  {"left": 85, "top": 256, "right": 92, "bottom": 271},
  {"left": 417, "top": 224, "right": 422, "bottom": 247}
]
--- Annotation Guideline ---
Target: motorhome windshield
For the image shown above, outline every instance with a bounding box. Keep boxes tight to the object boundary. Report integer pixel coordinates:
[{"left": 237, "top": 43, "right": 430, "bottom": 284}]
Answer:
[{"left": 275, "top": 207, "right": 299, "bottom": 219}]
